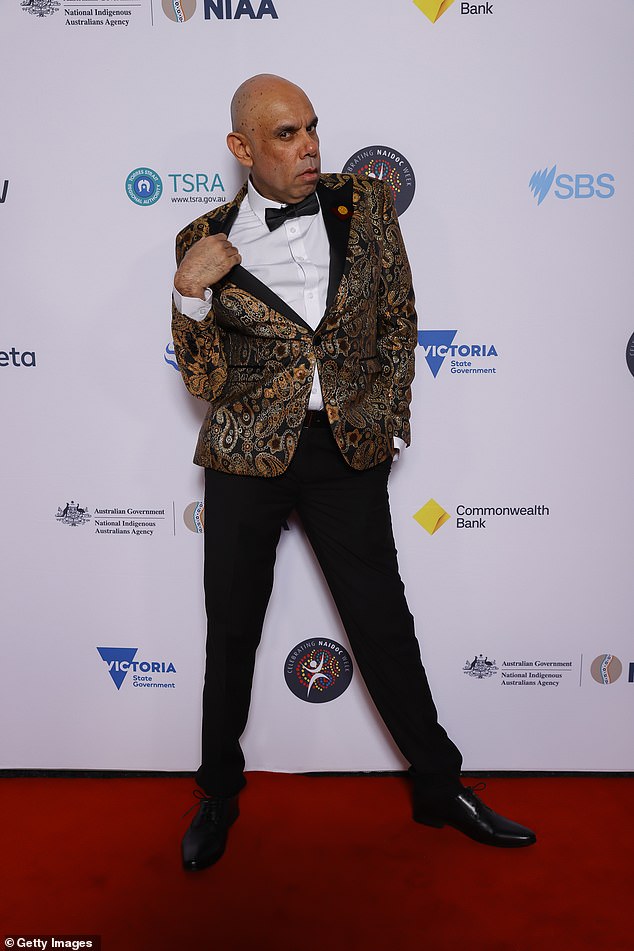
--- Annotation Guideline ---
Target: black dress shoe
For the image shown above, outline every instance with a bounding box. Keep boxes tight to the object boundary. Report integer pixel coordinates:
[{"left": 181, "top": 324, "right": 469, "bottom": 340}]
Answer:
[
  {"left": 181, "top": 792, "right": 239, "bottom": 871},
  {"left": 413, "top": 784, "right": 536, "bottom": 848}
]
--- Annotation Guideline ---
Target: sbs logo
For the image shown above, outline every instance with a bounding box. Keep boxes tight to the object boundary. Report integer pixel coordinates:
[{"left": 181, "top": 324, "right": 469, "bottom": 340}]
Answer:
[{"left": 529, "top": 165, "right": 615, "bottom": 205}]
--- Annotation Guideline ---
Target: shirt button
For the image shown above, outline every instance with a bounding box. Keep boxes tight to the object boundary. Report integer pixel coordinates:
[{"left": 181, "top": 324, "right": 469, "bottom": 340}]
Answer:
[{"left": 289, "top": 226, "right": 297, "bottom": 234}]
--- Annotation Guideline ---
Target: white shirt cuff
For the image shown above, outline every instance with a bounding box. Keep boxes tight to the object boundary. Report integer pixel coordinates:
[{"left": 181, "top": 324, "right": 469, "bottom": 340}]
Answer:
[
  {"left": 173, "top": 286, "right": 212, "bottom": 320},
  {"left": 392, "top": 436, "right": 406, "bottom": 462}
]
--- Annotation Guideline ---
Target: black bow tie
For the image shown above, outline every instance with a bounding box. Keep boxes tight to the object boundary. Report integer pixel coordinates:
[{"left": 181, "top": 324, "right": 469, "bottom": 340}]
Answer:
[{"left": 264, "top": 192, "right": 320, "bottom": 231}]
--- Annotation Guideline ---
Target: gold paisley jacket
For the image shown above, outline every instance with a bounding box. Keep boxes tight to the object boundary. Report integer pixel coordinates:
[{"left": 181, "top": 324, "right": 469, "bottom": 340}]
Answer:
[{"left": 171, "top": 173, "right": 417, "bottom": 477}]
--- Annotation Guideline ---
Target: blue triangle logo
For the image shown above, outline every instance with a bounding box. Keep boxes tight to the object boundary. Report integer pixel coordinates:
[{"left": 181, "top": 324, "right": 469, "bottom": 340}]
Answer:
[
  {"left": 418, "top": 330, "right": 458, "bottom": 377},
  {"left": 97, "top": 646, "right": 138, "bottom": 690}
]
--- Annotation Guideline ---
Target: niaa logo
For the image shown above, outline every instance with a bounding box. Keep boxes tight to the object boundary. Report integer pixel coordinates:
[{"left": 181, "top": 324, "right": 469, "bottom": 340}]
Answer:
[
  {"left": 204, "top": 0, "right": 278, "bottom": 18},
  {"left": 284, "top": 639, "right": 353, "bottom": 703},
  {"left": 126, "top": 168, "right": 163, "bottom": 206},
  {"left": 529, "top": 165, "right": 615, "bottom": 205},
  {"left": 162, "top": 0, "right": 196, "bottom": 21},
  {"left": 590, "top": 654, "right": 622, "bottom": 685},
  {"left": 418, "top": 330, "right": 498, "bottom": 377},
  {"left": 184, "top": 501, "right": 205, "bottom": 533}
]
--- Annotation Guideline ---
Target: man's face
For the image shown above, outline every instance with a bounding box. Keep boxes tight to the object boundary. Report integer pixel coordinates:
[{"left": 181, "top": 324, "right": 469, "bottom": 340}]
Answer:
[{"left": 232, "top": 82, "right": 321, "bottom": 205}]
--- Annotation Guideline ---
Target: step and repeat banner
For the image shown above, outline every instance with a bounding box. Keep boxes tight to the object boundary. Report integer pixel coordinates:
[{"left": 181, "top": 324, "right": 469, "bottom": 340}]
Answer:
[{"left": 1, "top": 0, "right": 633, "bottom": 774}]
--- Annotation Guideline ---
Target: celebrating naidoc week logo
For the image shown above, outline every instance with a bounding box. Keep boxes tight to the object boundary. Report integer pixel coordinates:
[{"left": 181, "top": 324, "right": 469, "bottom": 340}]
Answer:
[
  {"left": 342, "top": 146, "right": 415, "bottom": 217},
  {"left": 284, "top": 639, "right": 353, "bottom": 703}
]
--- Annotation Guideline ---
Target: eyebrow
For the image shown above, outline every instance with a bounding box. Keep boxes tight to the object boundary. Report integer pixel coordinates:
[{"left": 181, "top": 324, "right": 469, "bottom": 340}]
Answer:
[{"left": 273, "top": 115, "right": 319, "bottom": 136}]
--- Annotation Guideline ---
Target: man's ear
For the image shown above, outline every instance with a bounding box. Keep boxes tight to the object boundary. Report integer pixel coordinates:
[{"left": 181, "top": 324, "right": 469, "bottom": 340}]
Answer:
[{"left": 226, "top": 131, "right": 253, "bottom": 169}]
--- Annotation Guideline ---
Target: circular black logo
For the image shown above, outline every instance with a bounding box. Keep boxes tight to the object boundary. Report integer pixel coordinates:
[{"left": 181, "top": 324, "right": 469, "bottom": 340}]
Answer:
[
  {"left": 626, "top": 332, "right": 634, "bottom": 378},
  {"left": 284, "top": 639, "right": 353, "bottom": 703},
  {"left": 342, "top": 145, "right": 416, "bottom": 216}
]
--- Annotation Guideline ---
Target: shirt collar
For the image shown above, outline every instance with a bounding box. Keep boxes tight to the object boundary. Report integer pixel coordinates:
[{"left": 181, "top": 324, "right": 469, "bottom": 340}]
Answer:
[{"left": 246, "top": 178, "right": 320, "bottom": 228}]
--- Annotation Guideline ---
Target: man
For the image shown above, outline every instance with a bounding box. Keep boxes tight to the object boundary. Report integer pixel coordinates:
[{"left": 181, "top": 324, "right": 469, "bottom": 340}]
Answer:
[{"left": 172, "top": 74, "right": 536, "bottom": 870}]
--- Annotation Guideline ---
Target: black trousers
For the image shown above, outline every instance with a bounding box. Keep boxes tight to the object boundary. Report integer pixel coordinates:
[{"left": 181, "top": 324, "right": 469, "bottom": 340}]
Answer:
[{"left": 196, "top": 422, "right": 463, "bottom": 799}]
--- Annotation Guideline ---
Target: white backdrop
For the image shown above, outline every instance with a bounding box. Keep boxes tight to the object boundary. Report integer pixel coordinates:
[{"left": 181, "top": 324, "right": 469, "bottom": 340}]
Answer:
[{"left": 1, "top": 0, "right": 633, "bottom": 774}]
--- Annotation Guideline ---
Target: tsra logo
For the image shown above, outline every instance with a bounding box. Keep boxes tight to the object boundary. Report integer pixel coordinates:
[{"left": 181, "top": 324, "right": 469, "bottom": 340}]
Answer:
[
  {"left": 529, "top": 165, "right": 615, "bottom": 205},
  {"left": 204, "top": 0, "right": 278, "bottom": 17}
]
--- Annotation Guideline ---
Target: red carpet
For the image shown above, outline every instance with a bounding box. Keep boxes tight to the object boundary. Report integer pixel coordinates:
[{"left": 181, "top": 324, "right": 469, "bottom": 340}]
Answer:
[{"left": 2, "top": 774, "right": 632, "bottom": 950}]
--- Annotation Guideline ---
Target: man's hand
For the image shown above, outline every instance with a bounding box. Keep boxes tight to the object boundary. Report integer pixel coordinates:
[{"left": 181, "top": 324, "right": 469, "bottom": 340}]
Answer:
[{"left": 174, "top": 233, "right": 241, "bottom": 299}]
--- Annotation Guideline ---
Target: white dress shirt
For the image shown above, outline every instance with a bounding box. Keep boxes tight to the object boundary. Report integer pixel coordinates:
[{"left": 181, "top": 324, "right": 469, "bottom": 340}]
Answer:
[{"left": 173, "top": 180, "right": 404, "bottom": 452}]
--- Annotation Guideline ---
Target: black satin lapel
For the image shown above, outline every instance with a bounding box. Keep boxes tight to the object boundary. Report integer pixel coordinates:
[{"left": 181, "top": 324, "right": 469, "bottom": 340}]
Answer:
[
  {"left": 225, "top": 266, "right": 313, "bottom": 332},
  {"left": 208, "top": 204, "right": 240, "bottom": 236},
  {"left": 318, "top": 179, "right": 353, "bottom": 310}
]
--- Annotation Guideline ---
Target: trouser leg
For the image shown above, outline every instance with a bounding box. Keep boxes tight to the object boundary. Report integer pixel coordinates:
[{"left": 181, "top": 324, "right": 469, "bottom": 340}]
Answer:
[
  {"left": 294, "top": 427, "right": 463, "bottom": 796},
  {"left": 196, "top": 465, "right": 295, "bottom": 797}
]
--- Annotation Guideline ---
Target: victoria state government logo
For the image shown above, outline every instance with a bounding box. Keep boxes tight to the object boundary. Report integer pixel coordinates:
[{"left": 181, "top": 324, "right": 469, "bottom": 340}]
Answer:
[
  {"left": 21, "top": 0, "right": 61, "bottom": 16},
  {"left": 463, "top": 654, "right": 499, "bottom": 679},
  {"left": 284, "top": 639, "right": 353, "bottom": 703},
  {"left": 342, "top": 146, "right": 415, "bottom": 217},
  {"left": 55, "top": 500, "right": 91, "bottom": 527}
]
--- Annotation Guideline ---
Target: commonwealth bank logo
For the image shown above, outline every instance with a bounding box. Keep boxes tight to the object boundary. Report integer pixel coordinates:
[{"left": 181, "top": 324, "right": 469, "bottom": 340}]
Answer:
[
  {"left": 413, "top": 0, "right": 455, "bottom": 22},
  {"left": 413, "top": 499, "right": 450, "bottom": 535}
]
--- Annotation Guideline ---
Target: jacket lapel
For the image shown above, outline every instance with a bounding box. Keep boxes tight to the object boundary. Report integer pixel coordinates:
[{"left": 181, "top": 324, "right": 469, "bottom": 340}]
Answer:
[
  {"left": 213, "top": 176, "right": 354, "bottom": 333},
  {"left": 318, "top": 177, "right": 353, "bottom": 311}
]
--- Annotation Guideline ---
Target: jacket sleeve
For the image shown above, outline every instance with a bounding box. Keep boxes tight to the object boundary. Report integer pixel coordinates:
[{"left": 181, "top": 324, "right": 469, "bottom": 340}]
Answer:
[
  {"left": 375, "top": 182, "right": 417, "bottom": 445},
  {"left": 170, "top": 218, "right": 228, "bottom": 404}
]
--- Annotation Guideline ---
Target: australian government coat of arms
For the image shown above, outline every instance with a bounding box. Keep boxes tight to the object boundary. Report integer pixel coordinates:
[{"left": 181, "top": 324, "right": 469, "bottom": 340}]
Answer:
[{"left": 21, "top": 0, "right": 61, "bottom": 17}]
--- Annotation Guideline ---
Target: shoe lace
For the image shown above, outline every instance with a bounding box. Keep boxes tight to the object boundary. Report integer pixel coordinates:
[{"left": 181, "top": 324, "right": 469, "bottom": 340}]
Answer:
[
  {"left": 182, "top": 789, "right": 223, "bottom": 822},
  {"left": 465, "top": 781, "right": 487, "bottom": 803}
]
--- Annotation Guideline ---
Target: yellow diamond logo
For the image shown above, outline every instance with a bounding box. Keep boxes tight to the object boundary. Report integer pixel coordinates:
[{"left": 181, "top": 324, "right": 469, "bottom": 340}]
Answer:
[
  {"left": 413, "top": 499, "right": 451, "bottom": 535},
  {"left": 412, "top": 0, "right": 456, "bottom": 23}
]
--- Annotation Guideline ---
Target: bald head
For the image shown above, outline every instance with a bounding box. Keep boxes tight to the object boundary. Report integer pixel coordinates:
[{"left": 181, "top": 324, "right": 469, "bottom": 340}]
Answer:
[
  {"left": 230, "top": 74, "right": 308, "bottom": 134},
  {"left": 226, "top": 74, "right": 321, "bottom": 205}
]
